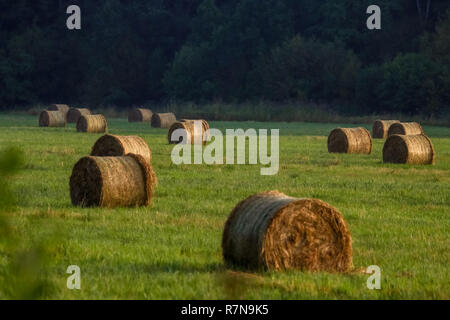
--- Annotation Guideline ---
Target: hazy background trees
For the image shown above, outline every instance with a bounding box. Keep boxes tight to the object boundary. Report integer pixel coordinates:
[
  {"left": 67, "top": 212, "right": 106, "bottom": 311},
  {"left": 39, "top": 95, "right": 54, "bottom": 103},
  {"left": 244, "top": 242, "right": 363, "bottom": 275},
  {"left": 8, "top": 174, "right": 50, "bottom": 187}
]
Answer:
[{"left": 0, "top": 0, "right": 448, "bottom": 117}]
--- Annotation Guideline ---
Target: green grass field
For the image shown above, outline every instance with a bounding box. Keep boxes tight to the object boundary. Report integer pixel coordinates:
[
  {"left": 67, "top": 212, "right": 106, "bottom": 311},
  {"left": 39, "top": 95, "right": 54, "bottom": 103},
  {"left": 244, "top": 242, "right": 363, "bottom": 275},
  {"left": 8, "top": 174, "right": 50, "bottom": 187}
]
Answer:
[{"left": 0, "top": 113, "right": 449, "bottom": 299}]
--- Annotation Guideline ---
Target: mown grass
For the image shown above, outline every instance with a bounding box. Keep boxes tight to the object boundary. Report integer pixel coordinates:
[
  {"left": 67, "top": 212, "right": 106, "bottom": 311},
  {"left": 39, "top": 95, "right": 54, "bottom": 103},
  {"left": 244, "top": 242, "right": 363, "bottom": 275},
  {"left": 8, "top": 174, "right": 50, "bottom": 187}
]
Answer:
[{"left": 0, "top": 113, "right": 449, "bottom": 299}]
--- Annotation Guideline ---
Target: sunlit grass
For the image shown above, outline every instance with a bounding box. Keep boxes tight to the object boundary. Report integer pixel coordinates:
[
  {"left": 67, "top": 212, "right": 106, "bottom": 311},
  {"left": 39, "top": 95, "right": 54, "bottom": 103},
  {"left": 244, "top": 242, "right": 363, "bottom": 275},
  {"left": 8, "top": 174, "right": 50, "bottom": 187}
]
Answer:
[{"left": 0, "top": 114, "right": 449, "bottom": 299}]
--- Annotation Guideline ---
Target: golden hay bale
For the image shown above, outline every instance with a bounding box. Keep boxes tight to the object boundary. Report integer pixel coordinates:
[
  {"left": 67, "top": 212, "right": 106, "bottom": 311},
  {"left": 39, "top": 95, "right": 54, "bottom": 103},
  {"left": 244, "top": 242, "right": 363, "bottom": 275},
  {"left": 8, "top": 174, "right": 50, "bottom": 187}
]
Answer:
[
  {"left": 70, "top": 154, "right": 156, "bottom": 208},
  {"left": 67, "top": 108, "right": 92, "bottom": 123},
  {"left": 128, "top": 108, "right": 153, "bottom": 122},
  {"left": 91, "top": 134, "right": 152, "bottom": 164},
  {"left": 39, "top": 110, "right": 66, "bottom": 127},
  {"left": 372, "top": 120, "right": 400, "bottom": 139},
  {"left": 48, "top": 104, "right": 70, "bottom": 118},
  {"left": 388, "top": 122, "right": 423, "bottom": 136},
  {"left": 328, "top": 127, "right": 372, "bottom": 154},
  {"left": 222, "top": 191, "right": 353, "bottom": 272},
  {"left": 383, "top": 134, "right": 435, "bottom": 165},
  {"left": 77, "top": 115, "right": 107, "bottom": 133},
  {"left": 180, "top": 119, "right": 210, "bottom": 131},
  {"left": 151, "top": 112, "right": 177, "bottom": 128},
  {"left": 168, "top": 120, "right": 210, "bottom": 144}
]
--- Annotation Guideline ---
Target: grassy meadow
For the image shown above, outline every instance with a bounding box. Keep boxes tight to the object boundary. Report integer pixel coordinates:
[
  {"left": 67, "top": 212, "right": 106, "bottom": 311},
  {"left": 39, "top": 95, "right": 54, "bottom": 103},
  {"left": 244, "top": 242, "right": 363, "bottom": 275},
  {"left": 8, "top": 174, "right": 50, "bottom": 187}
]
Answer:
[{"left": 0, "top": 113, "right": 449, "bottom": 299}]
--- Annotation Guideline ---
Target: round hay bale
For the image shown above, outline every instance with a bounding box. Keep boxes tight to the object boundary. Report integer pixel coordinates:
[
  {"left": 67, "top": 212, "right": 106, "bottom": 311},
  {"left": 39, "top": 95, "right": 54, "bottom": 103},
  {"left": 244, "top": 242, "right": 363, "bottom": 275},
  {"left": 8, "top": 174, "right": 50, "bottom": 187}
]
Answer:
[
  {"left": 151, "top": 113, "right": 177, "bottom": 128},
  {"left": 70, "top": 154, "right": 156, "bottom": 208},
  {"left": 180, "top": 119, "right": 210, "bottom": 132},
  {"left": 388, "top": 122, "right": 423, "bottom": 136},
  {"left": 222, "top": 191, "right": 353, "bottom": 272},
  {"left": 383, "top": 134, "right": 435, "bottom": 165},
  {"left": 91, "top": 134, "right": 152, "bottom": 164},
  {"left": 168, "top": 120, "right": 209, "bottom": 144},
  {"left": 372, "top": 120, "right": 400, "bottom": 139},
  {"left": 327, "top": 127, "right": 372, "bottom": 154},
  {"left": 39, "top": 110, "right": 66, "bottom": 127},
  {"left": 48, "top": 104, "right": 70, "bottom": 115},
  {"left": 128, "top": 108, "right": 153, "bottom": 123},
  {"left": 77, "top": 115, "right": 107, "bottom": 133},
  {"left": 67, "top": 108, "right": 92, "bottom": 123}
]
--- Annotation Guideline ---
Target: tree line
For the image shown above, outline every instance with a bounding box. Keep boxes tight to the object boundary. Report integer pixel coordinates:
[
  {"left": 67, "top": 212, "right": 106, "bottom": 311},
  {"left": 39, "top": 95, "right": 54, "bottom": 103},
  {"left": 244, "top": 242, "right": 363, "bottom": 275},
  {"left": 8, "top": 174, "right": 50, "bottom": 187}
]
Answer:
[{"left": 0, "top": 0, "right": 449, "bottom": 116}]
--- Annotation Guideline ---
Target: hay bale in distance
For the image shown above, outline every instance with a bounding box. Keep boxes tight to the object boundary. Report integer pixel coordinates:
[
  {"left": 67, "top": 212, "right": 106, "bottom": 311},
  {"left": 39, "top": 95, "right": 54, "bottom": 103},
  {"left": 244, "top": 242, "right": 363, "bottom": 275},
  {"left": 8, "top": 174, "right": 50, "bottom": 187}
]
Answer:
[
  {"left": 91, "top": 134, "right": 152, "bottom": 164},
  {"left": 128, "top": 108, "right": 153, "bottom": 123},
  {"left": 383, "top": 134, "right": 435, "bottom": 165},
  {"left": 67, "top": 108, "right": 92, "bottom": 123},
  {"left": 48, "top": 104, "right": 70, "bottom": 119},
  {"left": 372, "top": 120, "right": 400, "bottom": 139},
  {"left": 70, "top": 154, "right": 156, "bottom": 208},
  {"left": 151, "top": 112, "right": 177, "bottom": 128},
  {"left": 39, "top": 110, "right": 66, "bottom": 127},
  {"left": 222, "top": 191, "right": 353, "bottom": 272},
  {"left": 168, "top": 120, "right": 210, "bottom": 144},
  {"left": 388, "top": 122, "right": 423, "bottom": 136},
  {"left": 77, "top": 114, "right": 107, "bottom": 133},
  {"left": 328, "top": 127, "right": 372, "bottom": 154}
]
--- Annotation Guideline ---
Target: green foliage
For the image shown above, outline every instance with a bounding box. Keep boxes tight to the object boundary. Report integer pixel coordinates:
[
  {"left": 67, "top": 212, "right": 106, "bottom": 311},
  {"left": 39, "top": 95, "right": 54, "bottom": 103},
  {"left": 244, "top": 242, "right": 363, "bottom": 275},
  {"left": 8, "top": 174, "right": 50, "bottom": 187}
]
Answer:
[
  {"left": 252, "top": 36, "right": 360, "bottom": 102},
  {"left": 0, "top": 0, "right": 449, "bottom": 116},
  {"left": 380, "top": 53, "right": 444, "bottom": 115}
]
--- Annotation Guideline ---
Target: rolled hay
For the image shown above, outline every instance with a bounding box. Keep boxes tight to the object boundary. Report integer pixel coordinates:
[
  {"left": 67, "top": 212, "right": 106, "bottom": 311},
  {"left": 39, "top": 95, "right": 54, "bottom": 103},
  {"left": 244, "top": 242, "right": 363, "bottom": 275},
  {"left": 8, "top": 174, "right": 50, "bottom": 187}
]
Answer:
[
  {"left": 180, "top": 119, "right": 210, "bottom": 132},
  {"left": 388, "top": 122, "right": 424, "bottom": 136},
  {"left": 48, "top": 104, "right": 70, "bottom": 118},
  {"left": 67, "top": 108, "right": 92, "bottom": 123},
  {"left": 151, "top": 112, "right": 177, "bottom": 128},
  {"left": 383, "top": 134, "right": 435, "bottom": 165},
  {"left": 222, "top": 191, "right": 353, "bottom": 272},
  {"left": 128, "top": 108, "right": 153, "bottom": 123},
  {"left": 372, "top": 120, "right": 400, "bottom": 139},
  {"left": 39, "top": 110, "right": 66, "bottom": 127},
  {"left": 91, "top": 134, "right": 152, "bottom": 164},
  {"left": 77, "top": 114, "right": 107, "bottom": 133},
  {"left": 168, "top": 120, "right": 210, "bottom": 144},
  {"left": 70, "top": 154, "right": 156, "bottom": 208},
  {"left": 327, "top": 127, "right": 372, "bottom": 154}
]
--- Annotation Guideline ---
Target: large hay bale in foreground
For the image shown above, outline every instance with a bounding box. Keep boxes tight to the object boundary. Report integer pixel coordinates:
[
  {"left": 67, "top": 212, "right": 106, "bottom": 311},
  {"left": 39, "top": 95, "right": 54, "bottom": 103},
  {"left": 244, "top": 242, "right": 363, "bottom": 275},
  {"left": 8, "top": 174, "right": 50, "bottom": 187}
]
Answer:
[
  {"left": 168, "top": 120, "right": 210, "bottom": 144},
  {"left": 372, "top": 120, "right": 400, "bottom": 139},
  {"left": 151, "top": 112, "right": 177, "bottom": 128},
  {"left": 128, "top": 108, "right": 153, "bottom": 123},
  {"left": 39, "top": 110, "right": 66, "bottom": 127},
  {"left": 77, "top": 115, "right": 107, "bottom": 133},
  {"left": 70, "top": 154, "right": 156, "bottom": 208},
  {"left": 383, "top": 134, "right": 435, "bottom": 165},
  {"left": 67, "top": 108, "right": 92, "bottom": 123},
  {"left": 91, "top": 134, "right": 152, "bottom": 164},
  {"left": 388, "top": 122, "right": 423, "bottom": 136},
  {"left": 222, "top": 191, "right": 353, "bottom": 272},
  {"left": 328, "top": 127, "right": 372, "bottom": 154}
]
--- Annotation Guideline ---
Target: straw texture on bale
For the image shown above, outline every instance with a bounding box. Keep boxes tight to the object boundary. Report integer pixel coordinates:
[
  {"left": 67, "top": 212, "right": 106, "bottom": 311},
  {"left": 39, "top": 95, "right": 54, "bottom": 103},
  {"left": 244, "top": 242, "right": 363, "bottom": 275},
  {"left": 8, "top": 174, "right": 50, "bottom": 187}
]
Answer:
[
  {"left": 77, "top": 115, "right": 107, "bottom": 133},
  {"left": 39, "top": 110, "right": 66, "bottom": 127},
  {"left": 383, "top": 134, "right": 435, "bottom": 165},
  {"left": 372, "top": 120, "right": 400, "bottom": 139},
  {"left": 388, "top": 122, "right": 424, "bottom": 136},
  {"left": 48, "top": 104, "right": 70, "bottom": 119},
  {"left": 222, "top": 191, "right": 353, "bottom": 272},
  {"left": 128, "top": 108, "right": 153, "bottom": 122},
  {"left": 328, "top": 127, "right": 372, "bottom": 154},
  {"left": 70, "top": 154, "right": 156, "bottom": 208},
  {"left": 168, "top": 120, "right": 210, "bottom": 144},
  {"left": 151, "top": 112, "right": 177, "bottom": 128},
  {"left": 67, "top": 108, "right": 92, "bottom": 123},
  {"left": 91, "top": 134, "right": 152, "bottom": 164}
]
